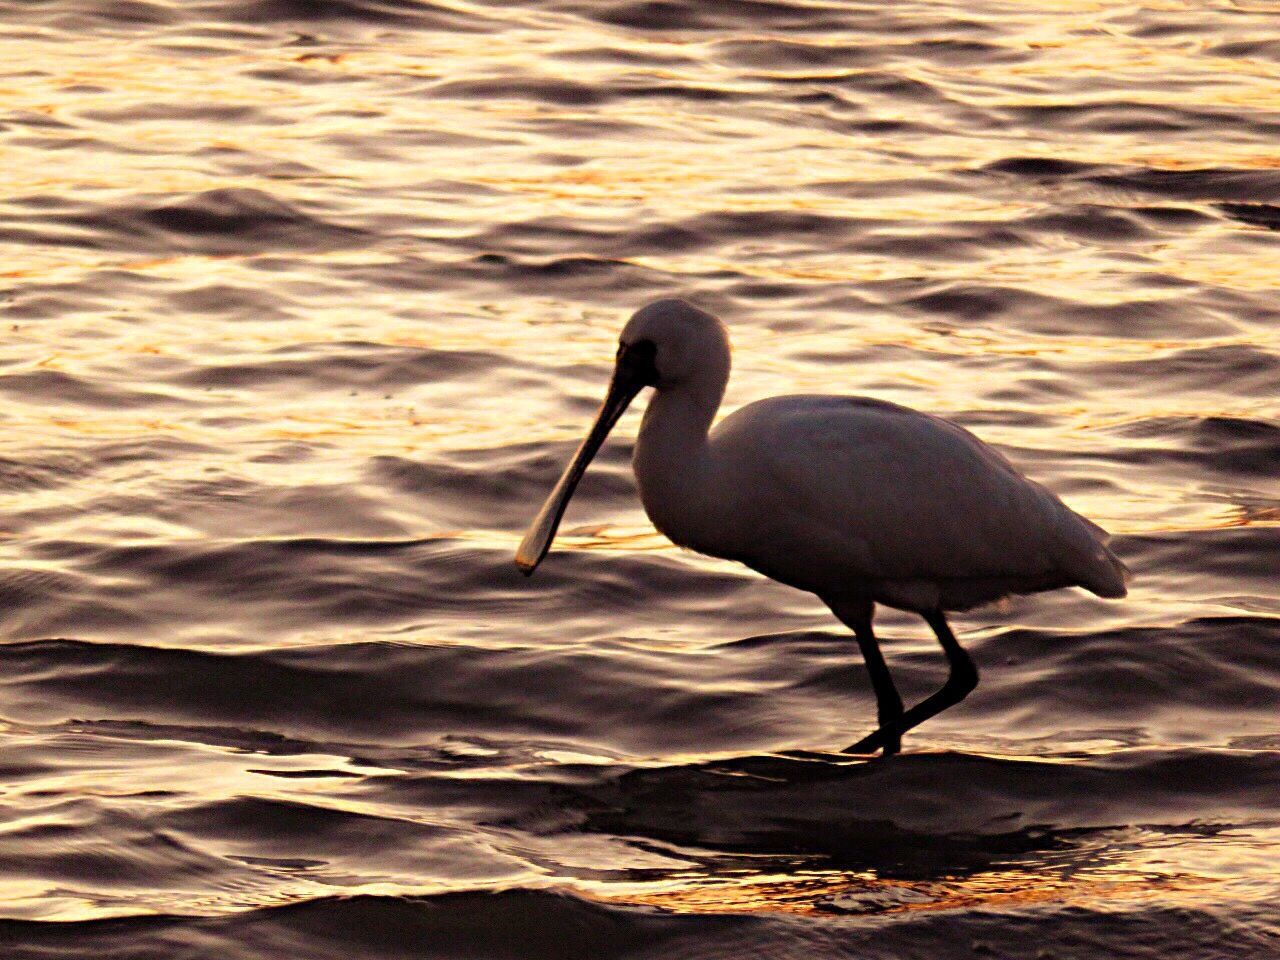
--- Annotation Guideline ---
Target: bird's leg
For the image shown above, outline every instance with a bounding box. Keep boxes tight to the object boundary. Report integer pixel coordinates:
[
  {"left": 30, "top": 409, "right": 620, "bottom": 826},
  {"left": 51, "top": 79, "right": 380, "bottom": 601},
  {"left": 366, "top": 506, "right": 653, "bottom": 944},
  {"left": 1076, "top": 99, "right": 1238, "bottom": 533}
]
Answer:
[
  {"left": 846, "top": 610, "right": 978, "bottom": 754},
  {"left": 853, "top": 617, "right": 904, "bottom": 756},
  {"left": 826, "top": 599, "right": 903, "bottom": 756}
]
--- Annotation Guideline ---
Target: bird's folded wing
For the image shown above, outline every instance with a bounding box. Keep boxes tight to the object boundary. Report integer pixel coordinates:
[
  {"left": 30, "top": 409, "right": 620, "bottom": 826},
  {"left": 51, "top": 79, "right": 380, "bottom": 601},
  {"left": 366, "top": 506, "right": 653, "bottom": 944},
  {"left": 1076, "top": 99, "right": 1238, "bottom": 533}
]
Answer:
[{"left": 714, "top": 395, "right": 1100, "bottom": 584}]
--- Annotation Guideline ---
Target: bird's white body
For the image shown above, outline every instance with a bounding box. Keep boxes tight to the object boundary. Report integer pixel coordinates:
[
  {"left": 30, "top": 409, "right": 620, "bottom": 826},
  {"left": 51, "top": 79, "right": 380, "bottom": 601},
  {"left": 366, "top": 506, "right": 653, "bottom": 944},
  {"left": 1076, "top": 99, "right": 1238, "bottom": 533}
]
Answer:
[
  {"left": 636, "top": 391, "right": 1126, "bottom": 613},
  {"left": 517, "top": 299, "right": 1127, "bottom": 754}
]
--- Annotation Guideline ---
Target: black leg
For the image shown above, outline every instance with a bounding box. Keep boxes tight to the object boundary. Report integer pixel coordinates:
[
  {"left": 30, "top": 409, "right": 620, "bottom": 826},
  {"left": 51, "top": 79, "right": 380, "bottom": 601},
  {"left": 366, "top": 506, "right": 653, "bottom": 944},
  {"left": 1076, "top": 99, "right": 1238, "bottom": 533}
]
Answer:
[
  {"left": 843, "top": 609, "right": 978, "bottom": 754},
  {"left": 824, "top": 598, "right": 903, "bottom": 756}
]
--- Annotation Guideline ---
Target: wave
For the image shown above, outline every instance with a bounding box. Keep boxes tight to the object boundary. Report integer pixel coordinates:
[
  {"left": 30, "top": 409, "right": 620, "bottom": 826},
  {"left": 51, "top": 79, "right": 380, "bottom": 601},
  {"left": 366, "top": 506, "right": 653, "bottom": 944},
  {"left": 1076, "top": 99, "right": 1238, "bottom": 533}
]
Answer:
[
  {"left": 1, "top": 613, "right": 1274, "bottom": 755},
  {"left": 1, "top": 189, "right": 367, "bottom": 257},
  {"left": 0, "top": 889, "right": 757, "bottom": 960},
  {"left": 0, "top": 887, "right": 1269, "bottom": 960},
  {"left": 984, "top": 156, "right": 1280, "bottom": 203},
  {"left": 0, "top": 0, "right": 500, "bottom": 31},
  {"left": 171, "top": 342, "right": 500, "bottom": 393}
]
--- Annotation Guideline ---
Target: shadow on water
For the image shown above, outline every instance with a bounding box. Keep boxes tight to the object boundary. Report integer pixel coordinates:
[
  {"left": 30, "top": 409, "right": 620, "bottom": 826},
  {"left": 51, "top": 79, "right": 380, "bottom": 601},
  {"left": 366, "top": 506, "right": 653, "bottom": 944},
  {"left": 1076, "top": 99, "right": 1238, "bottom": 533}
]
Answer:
[
  {"left": 545, "top": 749, "right": 1279, "bottom": 876},
  {"left": 574, "top": 753, "right": 1089, "bottom": 879},
  {"left": 1, "top": 746, "right": 1275, "bottom": 960},
  {"left": 348, "top": 742, "right": 1280, "bottom": 903}
]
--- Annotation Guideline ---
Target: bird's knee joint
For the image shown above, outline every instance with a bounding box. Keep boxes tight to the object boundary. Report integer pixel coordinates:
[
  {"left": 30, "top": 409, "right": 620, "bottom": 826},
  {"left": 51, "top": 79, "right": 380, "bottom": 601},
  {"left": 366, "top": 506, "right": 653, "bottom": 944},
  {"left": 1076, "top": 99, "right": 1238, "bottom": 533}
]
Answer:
[
  {"left": 949, "top": 661, "right": 979, "bottom": 697},
  {"left": 878, "top": 687, "right": 904, "bottom": 713},
  {"left": 878, "top": 701, "right": 903, "bottom": 727}
]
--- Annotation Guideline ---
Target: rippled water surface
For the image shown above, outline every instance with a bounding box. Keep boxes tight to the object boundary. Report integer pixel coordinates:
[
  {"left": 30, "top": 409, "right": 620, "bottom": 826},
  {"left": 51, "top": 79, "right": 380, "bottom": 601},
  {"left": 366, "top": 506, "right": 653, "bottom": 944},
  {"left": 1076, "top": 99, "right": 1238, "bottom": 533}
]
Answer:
[{"left": 0, "top": 1, "right": 1278, "bottom": 956}]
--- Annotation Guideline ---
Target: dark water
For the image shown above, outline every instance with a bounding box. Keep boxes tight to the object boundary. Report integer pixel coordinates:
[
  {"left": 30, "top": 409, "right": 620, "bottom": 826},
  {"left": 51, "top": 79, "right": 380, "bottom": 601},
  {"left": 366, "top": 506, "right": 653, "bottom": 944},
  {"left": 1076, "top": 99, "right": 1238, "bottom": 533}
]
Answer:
[{"left": 0, "top": 0, "right": 1278, "bottom": 956}]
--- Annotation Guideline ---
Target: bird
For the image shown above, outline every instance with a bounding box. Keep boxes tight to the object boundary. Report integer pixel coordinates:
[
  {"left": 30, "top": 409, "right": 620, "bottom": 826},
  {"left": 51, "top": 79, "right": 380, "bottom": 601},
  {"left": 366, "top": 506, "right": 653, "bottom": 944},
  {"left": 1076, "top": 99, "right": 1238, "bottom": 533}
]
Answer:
[{"left": 516, "top": 299, "right": 1128, "bottom": 755}]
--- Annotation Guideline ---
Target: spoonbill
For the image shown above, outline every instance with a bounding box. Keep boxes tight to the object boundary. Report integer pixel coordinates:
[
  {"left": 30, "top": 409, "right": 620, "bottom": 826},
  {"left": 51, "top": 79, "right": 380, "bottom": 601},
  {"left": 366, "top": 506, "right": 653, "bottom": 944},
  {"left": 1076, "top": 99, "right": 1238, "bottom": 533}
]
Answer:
[{"left": 516, "top": 299, "right": 1128, "bottom": 755}]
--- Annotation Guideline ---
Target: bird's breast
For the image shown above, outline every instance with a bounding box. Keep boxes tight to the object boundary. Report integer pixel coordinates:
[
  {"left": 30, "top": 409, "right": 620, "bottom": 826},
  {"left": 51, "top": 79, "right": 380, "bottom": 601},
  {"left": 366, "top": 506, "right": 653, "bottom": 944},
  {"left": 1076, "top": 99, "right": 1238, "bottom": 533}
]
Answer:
[
  {"left": 635, "top": 460, "right": 707, "bottom": 548},
  {"left": 632, "top": 444, "right": 738, "bottom": 562}
]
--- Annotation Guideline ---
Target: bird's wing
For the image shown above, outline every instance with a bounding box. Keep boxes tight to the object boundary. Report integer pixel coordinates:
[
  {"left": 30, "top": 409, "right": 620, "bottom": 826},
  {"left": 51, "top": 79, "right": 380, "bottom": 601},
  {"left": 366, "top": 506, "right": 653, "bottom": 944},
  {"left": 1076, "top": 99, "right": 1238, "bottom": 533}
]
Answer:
[{"left": 710, "top": 395, "right": 1117, "bottom": 589}]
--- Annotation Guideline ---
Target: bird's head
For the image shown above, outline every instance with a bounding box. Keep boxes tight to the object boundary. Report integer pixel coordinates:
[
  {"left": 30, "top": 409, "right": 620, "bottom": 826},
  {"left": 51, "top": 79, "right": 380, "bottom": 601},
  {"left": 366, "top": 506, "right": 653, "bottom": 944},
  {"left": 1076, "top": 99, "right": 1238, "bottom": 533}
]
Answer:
[
  {"left": 514, "top": 298, "right": 729, "bottom": 576},
  {"left": 618, "top": 298, "right": 730, "bottom": 390}
]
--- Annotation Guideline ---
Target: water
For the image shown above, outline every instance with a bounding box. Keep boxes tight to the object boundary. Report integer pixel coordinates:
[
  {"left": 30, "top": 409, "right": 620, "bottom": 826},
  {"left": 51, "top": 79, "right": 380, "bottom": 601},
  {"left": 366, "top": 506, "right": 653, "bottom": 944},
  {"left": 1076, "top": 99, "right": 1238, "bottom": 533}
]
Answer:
[{"left": 0, "top": 0, "right": 1277, "bottom": 956}]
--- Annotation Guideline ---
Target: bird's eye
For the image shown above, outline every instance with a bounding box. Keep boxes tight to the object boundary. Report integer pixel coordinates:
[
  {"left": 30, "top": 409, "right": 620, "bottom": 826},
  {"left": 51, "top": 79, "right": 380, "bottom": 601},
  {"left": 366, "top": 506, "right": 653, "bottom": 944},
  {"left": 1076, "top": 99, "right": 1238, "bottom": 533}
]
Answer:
[{"left": 620, "top": 339, "right": 659, "bottom": 386}]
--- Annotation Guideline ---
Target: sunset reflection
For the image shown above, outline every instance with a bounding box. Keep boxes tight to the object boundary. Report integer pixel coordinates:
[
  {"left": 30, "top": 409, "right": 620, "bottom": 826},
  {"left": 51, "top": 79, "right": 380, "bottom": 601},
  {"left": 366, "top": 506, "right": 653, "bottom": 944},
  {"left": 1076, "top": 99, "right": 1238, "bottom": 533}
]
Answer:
[{"left": 0, "top": 0, "right": 1276, "bottom": 955}]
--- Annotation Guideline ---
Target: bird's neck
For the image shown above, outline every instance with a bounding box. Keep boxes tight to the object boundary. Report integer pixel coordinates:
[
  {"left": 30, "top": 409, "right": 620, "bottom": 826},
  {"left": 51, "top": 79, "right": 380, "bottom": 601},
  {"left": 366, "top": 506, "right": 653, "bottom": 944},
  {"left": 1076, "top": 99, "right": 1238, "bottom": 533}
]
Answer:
[{"left": 633, "top": 376, "right": 724, "bottom": 540}]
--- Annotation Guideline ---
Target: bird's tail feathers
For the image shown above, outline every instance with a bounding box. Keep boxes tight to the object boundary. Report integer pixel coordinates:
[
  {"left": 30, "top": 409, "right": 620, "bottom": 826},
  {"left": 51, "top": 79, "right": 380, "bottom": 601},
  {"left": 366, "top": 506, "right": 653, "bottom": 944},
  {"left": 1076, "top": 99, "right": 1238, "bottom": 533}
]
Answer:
[
  {"left": 1055, "top": 513, "right": 1129, "bottom": 599},
  {"left": 1083, "top": 545, "right": 1129, "bottom": 598}
]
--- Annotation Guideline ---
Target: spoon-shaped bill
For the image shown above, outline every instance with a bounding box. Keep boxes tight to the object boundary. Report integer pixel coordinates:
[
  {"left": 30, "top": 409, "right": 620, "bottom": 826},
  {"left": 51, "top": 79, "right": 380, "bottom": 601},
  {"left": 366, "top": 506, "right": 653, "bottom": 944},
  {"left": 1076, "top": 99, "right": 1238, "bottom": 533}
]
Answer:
[{"left": 515, "top": 369, "right": 646, "bottom": 576}]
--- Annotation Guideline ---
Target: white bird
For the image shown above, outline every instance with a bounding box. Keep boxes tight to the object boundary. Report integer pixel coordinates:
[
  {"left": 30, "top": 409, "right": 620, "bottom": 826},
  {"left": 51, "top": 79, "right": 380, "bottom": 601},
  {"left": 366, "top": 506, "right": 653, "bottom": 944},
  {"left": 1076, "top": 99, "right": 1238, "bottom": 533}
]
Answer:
[{"left": 517, "top": 299, "right": 1128, "bottom": 755}]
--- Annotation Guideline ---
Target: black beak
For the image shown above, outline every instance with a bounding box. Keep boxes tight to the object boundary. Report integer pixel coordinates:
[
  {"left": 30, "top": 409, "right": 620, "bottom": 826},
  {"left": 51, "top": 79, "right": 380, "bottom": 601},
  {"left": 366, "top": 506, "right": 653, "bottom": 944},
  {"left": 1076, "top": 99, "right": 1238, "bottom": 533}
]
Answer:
[{"left": 515, "top": 340, "right": 658, "bottom": 575}]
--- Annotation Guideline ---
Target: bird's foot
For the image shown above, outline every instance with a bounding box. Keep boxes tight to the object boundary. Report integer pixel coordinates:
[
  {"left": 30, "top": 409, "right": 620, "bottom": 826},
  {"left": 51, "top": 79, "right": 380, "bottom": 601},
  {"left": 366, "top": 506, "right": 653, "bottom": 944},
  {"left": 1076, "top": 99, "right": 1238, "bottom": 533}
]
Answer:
[{"left": 842, "top": 727, "right": 901, "bottom": 757}]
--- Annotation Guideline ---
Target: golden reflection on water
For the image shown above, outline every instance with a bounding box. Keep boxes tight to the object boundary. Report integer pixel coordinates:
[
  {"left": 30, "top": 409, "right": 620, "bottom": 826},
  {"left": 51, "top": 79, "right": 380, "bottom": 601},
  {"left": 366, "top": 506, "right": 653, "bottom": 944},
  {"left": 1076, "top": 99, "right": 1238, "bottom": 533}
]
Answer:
[
  {"left": 0, "top": 0, "right": 1277, "bottom": 930},
  {"left": 578, "top": 817, "right": 1280, "bottom": 920},
  {"left": 584, "top": 865, "right": 1216, "bottom": 918}
]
